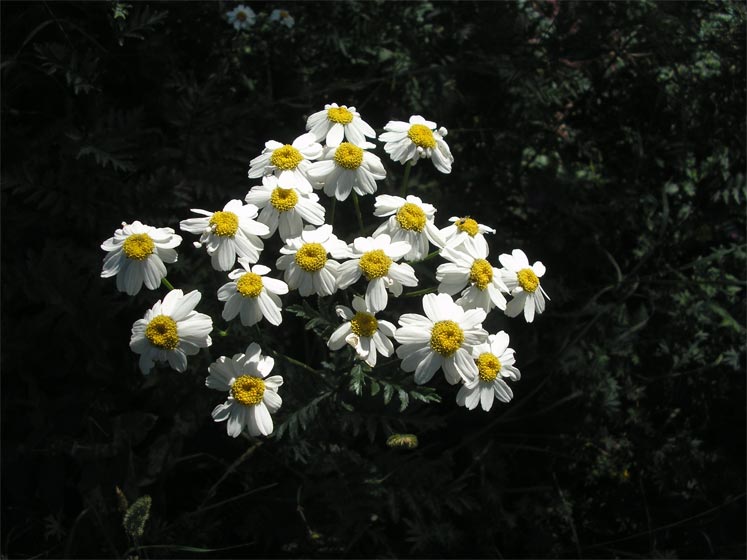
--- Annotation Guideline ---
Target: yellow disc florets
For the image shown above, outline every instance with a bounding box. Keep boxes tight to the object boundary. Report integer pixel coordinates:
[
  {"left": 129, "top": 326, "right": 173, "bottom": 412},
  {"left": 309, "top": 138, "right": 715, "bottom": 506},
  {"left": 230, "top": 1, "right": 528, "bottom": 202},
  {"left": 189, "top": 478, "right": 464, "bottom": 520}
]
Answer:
[
  {"left": 295, "top": 242, "right": 328, "bottom": 272},
  {"left": 359, "top": 249, "right": 392, "bottom": 280},
  {"left": 476, "top": 352, "right": 501, "bottom": 382},
  {"left": 455, "top": 217, "right": 479, "bottom": 237},
  {"left": 145, "top": 315, "right": 179, "bottom": 350},
  {"left": 430, "top": 320, "right": 464, "bottom": 357},
  {"left": 350, "top": 312, "right": 378, "bottom": 337},
  {"left": 469, "top": 259, "right": 494, "bottom": 291},
  {"left": 333, "top": 142, "right": 364, "bottom": 170},
  {"left": 236, "top": 10, "right": 247, "bottom": 21},
  {"left": 270, "top": 144, "right": 303, "bottom": 171},
  {"left": 396, "top": 203, "right": 426, "bottom": 232},
  {"left": 327, "top": 106, "right": 354, "bottom": 124},
  {"left": 270, "top": 187, "right": 298, "bottom": 212},
  {"left": 123, "top": 233, "right": 155, "bottom": 261},
  {"left": 517, "top": 268, "right": 539, "bottom": 293},
  {"left": 231, "top": 375, "right": 265, "bottom": 406},
  {"left": 407, "top": 124, "right": 437, "bottom": 149},
  {"left": 236, "top": 272, "right": 263, "bottom": 298},
  {"left": 209, "top": 211, "right": 239, "bottom": 237}
]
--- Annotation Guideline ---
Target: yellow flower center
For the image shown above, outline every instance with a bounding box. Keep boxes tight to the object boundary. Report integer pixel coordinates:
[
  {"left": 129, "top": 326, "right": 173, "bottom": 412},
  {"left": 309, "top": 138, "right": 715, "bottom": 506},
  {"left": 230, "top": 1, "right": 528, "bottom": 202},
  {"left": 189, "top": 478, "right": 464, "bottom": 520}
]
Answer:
[
  {"left": 455, "top": 217, "right": 479, "bottom": 237},
  {"left": 279, "top": 10, "right": 289, "bottom": 18},
  {"left": 476, "top": 352, "right": 501, "bottom": 382},
  {"left": 270, "top": 144, "right": 303, "bottom": 171},
  {"left": 429, "top": 320, "right": 464, "bottom": 357},
  {"left": 358, "top": 249, "right": 392, "bottom": 280},
  {"left": 395, "top": 203, "right": 426, "bottom": 232},
  {"left": 231, "top": 375, "right": 265, "bottom": 406},
  {"left": 122, "top": 233, "right": 155, "bottom": 261},
  {"left": 145, "top": 315, "right": 179, "bottom": 350},
  {"left": 469, "top": 259, "right": 494, "bottom": 291},
  {"left": 333, "top": 142, "right": 364, "bottom": 170},
  {"left": 209, "top": 211, "right": 239, "bottom": 237},
  {"left": 407, "top": 124, "right": 436, "bottom": 149},
  {"left": 517, "top": 268, "right": 539, "bottom": 293},
  {"left": 327, "top": 106, "right": 354, "bottom": 124},
  {"left": 350, "top": 312, "right": 378, "bottom": 337},
  {"left": 270, "top": 187, "right": 298, "bottom": 212},
  {"left": 295, "top": 242, "right": 327, "bottom": 272},
  {"left": 236, "top": 272, "right": 263, "bottom": 298},
  {"left": 236, "top": 11, "right": 247, "bottom": 21}
]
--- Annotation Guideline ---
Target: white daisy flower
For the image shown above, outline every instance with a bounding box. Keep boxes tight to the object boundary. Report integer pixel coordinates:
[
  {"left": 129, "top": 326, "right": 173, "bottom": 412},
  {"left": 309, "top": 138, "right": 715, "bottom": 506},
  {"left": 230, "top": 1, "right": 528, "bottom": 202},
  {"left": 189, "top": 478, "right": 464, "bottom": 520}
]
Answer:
[
  {"left": 440, "top": 216, "right": 496, "bottom": 250},
  {"left": 218, "top": 259, "right": 289, "bottom": 327},
  {"left": 395, "top": 293, "right": 488, "bottom": 386},
  {"left": 457, "top": 331, "right": 521, "bottom": 412},
  {"left": 245, "top": 175, "right": 325, "bottom": 241},
  {"left": 206, "top": 343, "right": 282, "bottom": 438},
  {"left": 499, "top": 249, "right": 550, "bottom": 323},
  {"left": 378, "top": 115, "right": 454, "bottom": 174},
  {"left": 307, "top": 141, "right": 386, "bottom": 201},
  {"left": 226, "top": 4, "right": 256, "bottom": 30},
  {"left": 372, "top": 194, "right": 444, "bottom": 261},
  {"left": 305, "top": 103, "right": 376, "bottom": 147},
  {"left": 130, "top": 289, "right": 213, "bottom": 375},
  {"left": 327, "top": 296, "right": 396, "bottom": 367},
  {"left": 275, "top": 224, "right": 349, "bottom": 297},
  {"left": 336, "top": 234, "right": 418, "bottom": 312},
  {"left": 269, "top": 8, "right": 294, "bottom": 28},
  {"left": 436, "top": 235, "right": 508, "bottom": 314},
  {"left": 100, "top": 221, "right": 182, "bottom": 296},
  {"left": 179, "top": 199, "right": 269, "bottom": 272},
  {"left": 247, "top": 133, "right": 322, "bottom": 192}
]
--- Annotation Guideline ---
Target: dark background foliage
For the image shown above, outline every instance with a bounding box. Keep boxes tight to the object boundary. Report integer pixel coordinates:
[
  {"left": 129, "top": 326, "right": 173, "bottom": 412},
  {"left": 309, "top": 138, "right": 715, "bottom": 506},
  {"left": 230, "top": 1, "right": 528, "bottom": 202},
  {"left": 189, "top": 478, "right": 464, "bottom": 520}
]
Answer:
[{"left": 2, "top": 1, "right": 745, "bottom": 558}]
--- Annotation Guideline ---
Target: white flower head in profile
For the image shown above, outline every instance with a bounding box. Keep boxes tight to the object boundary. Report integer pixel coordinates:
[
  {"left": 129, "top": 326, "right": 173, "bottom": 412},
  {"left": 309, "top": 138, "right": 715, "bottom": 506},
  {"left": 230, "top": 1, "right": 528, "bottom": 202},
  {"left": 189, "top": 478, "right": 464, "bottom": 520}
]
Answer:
[
  {"left": 206, "top": 343, "right": 283, "bottom": 438},
  {"left": 327, "top": 296, "right": 396, "bottom": 367},
  {"left": 248, "top": 133, "right": 322, "bottom": 193},
  {"left": 179, "top": 199, "right": 269, "bottom": 272},
  {"left": 395, "top": 293, "right": 488, "bottom": 386},
  {"left": 275, "top": 224, "right": 349, "bottom": 297},
  {"left": 101, "top": 221, "right": 182, "bottom": 296},
  {"left": 373, "top": 195, "right": 444, "bottom": 261},
  {"left": 226, "top": 4, "right": 256, "bottom": 30},
  {"left": 437, "top": 235, "right": 508, "bottom": 314},
  {"left": 499, "top": 249, "right": 550, "bottom": 323},
  {"left": 440, "top": 216, "right": 496, "bottom": 251},
  {"left": 130, "top": 289, "right": 213, "bottom": 375},
  {"left": 305, "top": 103, "right": 376, "bottom": 148},
  {"left": 307, "top": 141, "right": 386, "bottom": 201},
  {"left": 269, "top": 8, "right": 294, "bottom": 28},
  {"left": 336, "top": 234, "right": 417, "bottom": 312},
  {"left": 218, "top": 258, "right": 289, "bottom": 327},
  {"left": 457, "top": 331, "right": 521, "bottom": 412},
  {"left": 245, "top": 175, "right": 325, "bottom": 242},
  {"left": 379, "top": 115, "right": 454, "bottom": 174}
]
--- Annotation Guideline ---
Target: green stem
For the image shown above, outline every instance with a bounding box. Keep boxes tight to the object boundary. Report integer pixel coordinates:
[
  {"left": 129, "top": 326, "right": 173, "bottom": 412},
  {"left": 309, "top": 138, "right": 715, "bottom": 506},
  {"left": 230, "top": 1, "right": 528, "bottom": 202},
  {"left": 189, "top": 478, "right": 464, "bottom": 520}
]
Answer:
[
  {"left": 403, "top": 286, "right": 438, "bottom": 297},
  {"left": 413, "top": 250, "right": 440, "bottom": 263},
  {"left": 216, "top": 327, "right": 230, "bottom": 337},
  {"left": 352, "top": 192, "right": 365, "bottom": 232},
  {"left": 161, "top": 277, "right": 175, "bottom": 291},
  {"left": 276, "top": 352, "right": 321, "bottom": 374},
  {"left": 400, "top": 161, "right": 412, "bottom": 197}
]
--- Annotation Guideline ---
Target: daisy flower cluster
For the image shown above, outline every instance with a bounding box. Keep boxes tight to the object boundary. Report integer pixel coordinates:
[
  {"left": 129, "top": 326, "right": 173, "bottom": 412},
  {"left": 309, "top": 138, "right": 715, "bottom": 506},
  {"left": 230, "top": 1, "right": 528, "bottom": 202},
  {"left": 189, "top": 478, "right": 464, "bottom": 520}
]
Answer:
[{"left": 99, "top": 103, "right": 551, "bottom": 441}]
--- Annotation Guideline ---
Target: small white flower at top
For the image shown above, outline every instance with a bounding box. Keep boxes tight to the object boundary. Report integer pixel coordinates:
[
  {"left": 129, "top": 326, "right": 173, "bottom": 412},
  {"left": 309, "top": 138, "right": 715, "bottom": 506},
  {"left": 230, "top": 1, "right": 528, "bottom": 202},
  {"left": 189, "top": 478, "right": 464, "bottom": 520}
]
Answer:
[
  {"left": 499, "top": 249, "right": 550, "bottom": 323},
  {"left": 130, "top": 289, "right": 213, "bottom": 375},
  {"left": 248, "top": 133, "right": 322, "bottom": 192},
  {"left": 101, "top": 221, "right": 182, "bottom": 296},
  {"left": 269, "top": 8, "right": 294, "bottom": 28},
  {"left": 307, "top": 141, "right": 386, "bottom": 201},
  {"left": 179, "top": 199, "right": 269, "bottom": 271},
  {"left": 395, "top": 293, "right": 488, "bottom": 386},
  {"left": 379, "top": 115, "right": 454, "bottom": 174},
  {"left": 440, "top": 216, "right": 496, "bottom": 250},
  {"left": 276, "top": 224, "right": 349, "bottom": 297},
  {"left": 218, "top": 258, "right": 289, "bottom": 327},
  {"left": 457, "top": 331, "right": 521, "bottom": 412},
  {"left": 306, "top": 103, "right": 376, "bottom": 147},
  {"left": 206, "top": 343, "right": 282, "bottom": 437},
  {"left": 437, "top": 235, "right": 508, "bottom": 314},
  {"left": 245, "top": 175, "right": 325, "bottom": 241},
  {"left": 327, "top": 296, "right": 396, "bottom": 367},
  {"left": 337, "top": 234, "right": 417, "bottom": 312},
  {"left": 226, "top": 4, "right": 256, "bottom": 30},
  {"left": 373, "top": 195, "right": 444, "bottom": 261}
]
